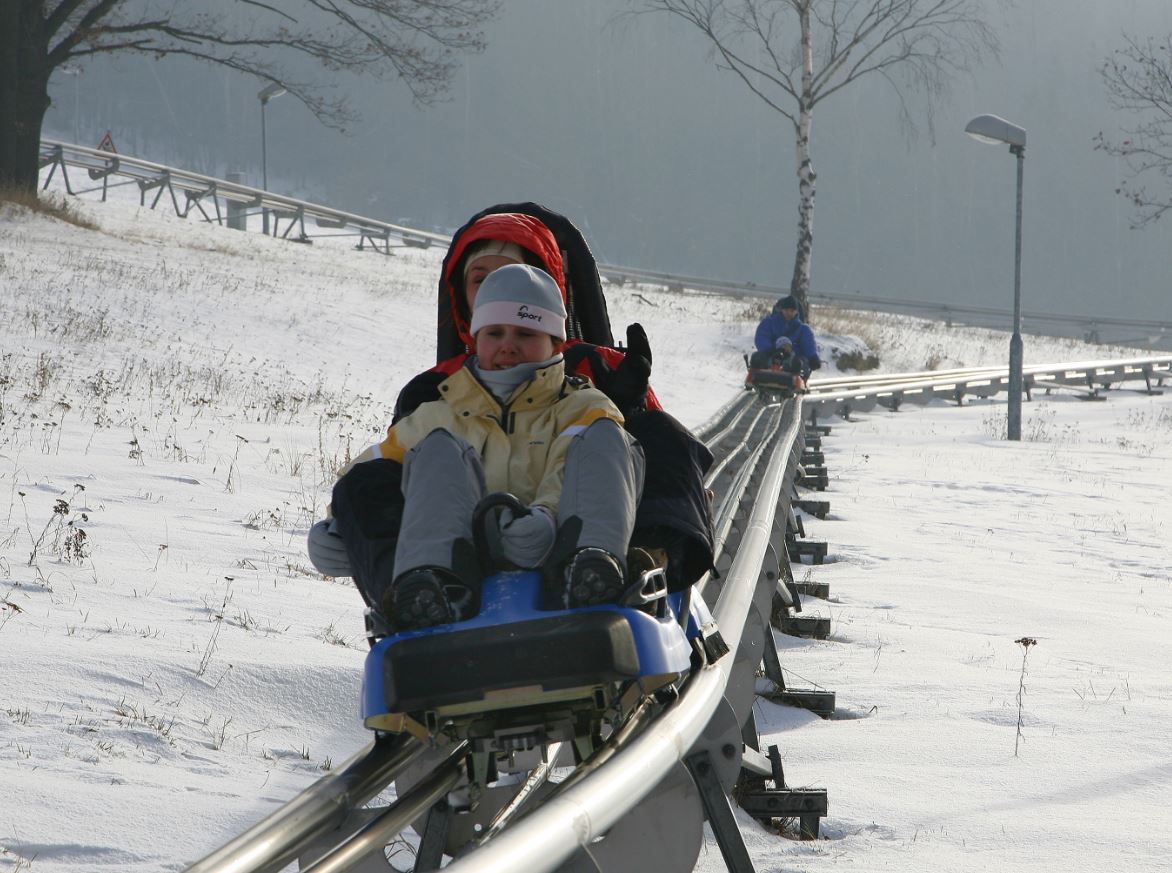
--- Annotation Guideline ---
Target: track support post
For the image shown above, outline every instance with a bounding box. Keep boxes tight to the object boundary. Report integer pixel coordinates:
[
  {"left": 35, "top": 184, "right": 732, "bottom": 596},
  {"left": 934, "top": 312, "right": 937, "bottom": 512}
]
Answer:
[
  {"left": 685, "top": 750, "right": 757, "bottom": 873},
  {"left": 414, "top": 799, "right": 452, "bottom": 872}
]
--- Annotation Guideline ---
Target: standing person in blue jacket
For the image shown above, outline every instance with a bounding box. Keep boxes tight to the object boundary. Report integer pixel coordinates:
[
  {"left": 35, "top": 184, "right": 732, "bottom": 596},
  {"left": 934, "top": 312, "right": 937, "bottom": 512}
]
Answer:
[{"left": 754, "top": 295, "right": 821, "bottom": 372}]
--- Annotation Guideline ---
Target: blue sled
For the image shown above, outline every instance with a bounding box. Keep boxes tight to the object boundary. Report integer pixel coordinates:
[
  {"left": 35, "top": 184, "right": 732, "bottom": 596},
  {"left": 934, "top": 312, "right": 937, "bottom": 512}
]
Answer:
[{"left": 362, "top": 570, "right": 707, "bottom": 735}]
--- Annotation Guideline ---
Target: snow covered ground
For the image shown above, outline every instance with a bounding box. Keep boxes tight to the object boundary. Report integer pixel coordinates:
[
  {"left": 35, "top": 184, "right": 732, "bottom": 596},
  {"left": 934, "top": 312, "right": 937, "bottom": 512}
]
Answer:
[{"left": 1, "top": 190, "right": 1169, "bottom": 872}]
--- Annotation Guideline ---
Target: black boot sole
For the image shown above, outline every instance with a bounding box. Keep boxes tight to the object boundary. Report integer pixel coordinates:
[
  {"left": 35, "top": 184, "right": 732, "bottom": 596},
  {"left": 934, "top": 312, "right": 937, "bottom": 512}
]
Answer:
[{"left": 390, "top": 574, "right": 454, "bottom": 630}]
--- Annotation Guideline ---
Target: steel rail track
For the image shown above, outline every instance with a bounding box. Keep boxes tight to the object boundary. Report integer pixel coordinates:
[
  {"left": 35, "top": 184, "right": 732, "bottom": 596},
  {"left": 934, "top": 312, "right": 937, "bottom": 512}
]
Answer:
[
  {"left": 702, "top": 406, "right": 785, "bottom": 596},
  {"left": 298, "top": 743, "right": 469, "bottom": 873},
  {"left": 183, "top": 736, "right": 424, "bottom": 873}
]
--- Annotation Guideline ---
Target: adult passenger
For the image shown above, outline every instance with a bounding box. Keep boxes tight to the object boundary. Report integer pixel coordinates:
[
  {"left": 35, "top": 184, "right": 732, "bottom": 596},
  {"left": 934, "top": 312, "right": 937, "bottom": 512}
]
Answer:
[{"left": 754, "top": 295, "right": 821, "bottom": 371}]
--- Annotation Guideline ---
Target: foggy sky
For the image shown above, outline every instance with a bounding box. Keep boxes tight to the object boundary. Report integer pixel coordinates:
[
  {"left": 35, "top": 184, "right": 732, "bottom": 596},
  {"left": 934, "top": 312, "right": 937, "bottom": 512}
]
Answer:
[{"left": 43, "top": 0, "right": 1172, "bottom": 323}]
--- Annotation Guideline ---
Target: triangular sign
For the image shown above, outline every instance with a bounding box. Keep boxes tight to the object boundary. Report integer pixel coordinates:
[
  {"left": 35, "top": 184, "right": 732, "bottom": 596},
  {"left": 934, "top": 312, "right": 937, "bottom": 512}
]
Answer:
[{"left": 96, "top": 131, "right": 117, "bottom": 153}]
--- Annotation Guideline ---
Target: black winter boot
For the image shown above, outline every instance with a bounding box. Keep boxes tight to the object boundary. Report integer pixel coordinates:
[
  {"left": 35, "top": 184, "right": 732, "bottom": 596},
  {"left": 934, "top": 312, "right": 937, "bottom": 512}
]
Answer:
[
  {"left": 563, "top": 548, "right": 625, "bottom": 609},
  {"left": 383, "top": 567, "right": 471, "bottom": 630}
]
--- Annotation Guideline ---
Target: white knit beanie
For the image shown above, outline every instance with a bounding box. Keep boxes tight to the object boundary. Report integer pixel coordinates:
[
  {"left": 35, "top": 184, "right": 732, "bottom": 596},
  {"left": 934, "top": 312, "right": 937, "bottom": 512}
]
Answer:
[
  {"left": 469, "top": 264, "right": 568, "bottom": 341},
  {"left": 462, "top": 240, "right": 526, "bottom": 278}
]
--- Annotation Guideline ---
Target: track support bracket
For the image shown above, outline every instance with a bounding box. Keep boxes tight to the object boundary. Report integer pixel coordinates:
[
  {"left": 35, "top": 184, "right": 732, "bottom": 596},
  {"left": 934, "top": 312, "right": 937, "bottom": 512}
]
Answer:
[{"left": 686, "top": 750, "right": 757, "bottom": 873}]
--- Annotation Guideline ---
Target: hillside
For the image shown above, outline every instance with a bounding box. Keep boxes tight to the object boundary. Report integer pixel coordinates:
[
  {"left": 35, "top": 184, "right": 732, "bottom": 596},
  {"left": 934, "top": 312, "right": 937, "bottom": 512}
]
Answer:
[{"left": 1, "top": 193, "right": 1169, "bottom": 873}]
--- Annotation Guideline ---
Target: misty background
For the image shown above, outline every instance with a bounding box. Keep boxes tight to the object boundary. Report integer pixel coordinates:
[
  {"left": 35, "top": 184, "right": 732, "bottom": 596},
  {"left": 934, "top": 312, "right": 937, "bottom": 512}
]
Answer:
[{"left": 41, "top": 0, "right": 1172, "bottom": 324}]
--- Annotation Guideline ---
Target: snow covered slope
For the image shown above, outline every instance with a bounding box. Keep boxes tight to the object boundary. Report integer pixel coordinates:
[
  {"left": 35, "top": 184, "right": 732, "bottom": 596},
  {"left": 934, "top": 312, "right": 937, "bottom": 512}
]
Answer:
[{"left": 1, "top": 193, "right": 1169, "bottom": 872}]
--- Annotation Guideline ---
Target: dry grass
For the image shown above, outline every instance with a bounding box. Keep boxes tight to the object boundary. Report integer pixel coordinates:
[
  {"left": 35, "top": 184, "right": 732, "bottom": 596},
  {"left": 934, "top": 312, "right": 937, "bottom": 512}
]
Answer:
[
  {"left": 739, "top": 298, "right": 773, "bottom": 320},
  {"left": 0, "top": 185, "right": 98, "bottom": 230},
  {"left": 808, "top": 304, "right": 883, "bottom": 351},
  {"left": 833, "top": 350, "right": 881, "bottom": 371}
]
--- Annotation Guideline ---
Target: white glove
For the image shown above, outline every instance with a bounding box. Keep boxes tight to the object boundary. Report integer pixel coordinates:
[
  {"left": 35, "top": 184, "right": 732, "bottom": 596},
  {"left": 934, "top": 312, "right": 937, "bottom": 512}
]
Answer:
[
  {"left": 498, "top": 505, "right": 557, "bottom": 568},
  {"left": 307, "top": 519, "right": 352, "bottom": 577}
]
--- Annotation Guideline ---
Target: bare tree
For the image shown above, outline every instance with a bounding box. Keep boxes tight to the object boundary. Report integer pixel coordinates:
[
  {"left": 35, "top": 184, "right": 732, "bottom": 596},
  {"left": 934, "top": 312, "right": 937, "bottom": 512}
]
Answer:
[
  {"left": 1096, "top": 34, "right": 1172, "bottom": 228},
  {"left": 0, "top": 0, "right": 499, "bottom": 192},
  {"left": 637, "top": 0, "right": 998, "bottom": 316}
]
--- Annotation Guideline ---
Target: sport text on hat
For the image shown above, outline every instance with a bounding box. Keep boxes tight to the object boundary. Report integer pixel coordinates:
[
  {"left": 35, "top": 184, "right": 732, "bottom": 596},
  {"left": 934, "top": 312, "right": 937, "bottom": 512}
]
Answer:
[{"left": 470, "top": 264, "right": 568, "bottom": 341}]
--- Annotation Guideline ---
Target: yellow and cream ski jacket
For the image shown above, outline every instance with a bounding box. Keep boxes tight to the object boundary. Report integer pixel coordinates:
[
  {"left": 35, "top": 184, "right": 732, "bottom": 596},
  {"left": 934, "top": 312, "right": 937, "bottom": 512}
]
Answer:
[{"left": 339, "top": 358, "right": 623, "bottom": 514}]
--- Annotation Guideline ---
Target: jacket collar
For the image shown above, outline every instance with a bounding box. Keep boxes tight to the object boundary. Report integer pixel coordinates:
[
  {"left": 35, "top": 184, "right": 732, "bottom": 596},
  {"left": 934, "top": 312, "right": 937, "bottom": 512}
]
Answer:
[{"left": 438, "top": 357, "right": 568, "bottom": 415}]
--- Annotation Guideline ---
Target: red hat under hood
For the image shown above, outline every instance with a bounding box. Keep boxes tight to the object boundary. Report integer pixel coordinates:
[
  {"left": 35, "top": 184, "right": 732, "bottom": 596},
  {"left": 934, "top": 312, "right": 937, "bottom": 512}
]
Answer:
[{"left": 442, "top": 213, "right": 567, "bottom": 353}]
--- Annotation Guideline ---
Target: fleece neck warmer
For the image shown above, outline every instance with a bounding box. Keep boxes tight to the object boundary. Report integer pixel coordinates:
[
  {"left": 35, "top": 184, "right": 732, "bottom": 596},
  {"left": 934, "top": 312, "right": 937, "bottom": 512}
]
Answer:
[{"left": 472, "top": 354, "right": 564, "bottom": 403}]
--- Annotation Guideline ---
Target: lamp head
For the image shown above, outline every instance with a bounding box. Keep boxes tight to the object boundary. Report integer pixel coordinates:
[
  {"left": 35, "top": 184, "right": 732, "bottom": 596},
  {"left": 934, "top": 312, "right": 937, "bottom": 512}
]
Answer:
[
  {"left": 258, "top": 83, "right": 287, "bottom": 104},
  {"left": 965, "top": 114, "right": 1026, "bottom": 149}
]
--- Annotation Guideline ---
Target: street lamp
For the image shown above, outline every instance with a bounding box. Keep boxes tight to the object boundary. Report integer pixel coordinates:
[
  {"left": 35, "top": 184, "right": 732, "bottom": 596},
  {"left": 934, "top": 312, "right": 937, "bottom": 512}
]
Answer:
[
  {"left": 257, "top": 83, "right": 287, "bottom": 235},
  {"left": 965, "top": 113, "right": 1026, "bottom": 441},
  {"left": 59, "top": 66, "right": 81, "bottom": 144}
]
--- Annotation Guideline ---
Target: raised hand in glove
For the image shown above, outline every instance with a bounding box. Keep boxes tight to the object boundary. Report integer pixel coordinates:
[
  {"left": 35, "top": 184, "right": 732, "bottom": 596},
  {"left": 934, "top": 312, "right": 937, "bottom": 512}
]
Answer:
[
  {"left": 307, "top": 518, "right": 352, "bottom": 577},
  {"left": 498, "top": 505, "right": 557, "bottom": 569},
  {"left": 607, "top": 323, "right": 653, "bottom": 415}
]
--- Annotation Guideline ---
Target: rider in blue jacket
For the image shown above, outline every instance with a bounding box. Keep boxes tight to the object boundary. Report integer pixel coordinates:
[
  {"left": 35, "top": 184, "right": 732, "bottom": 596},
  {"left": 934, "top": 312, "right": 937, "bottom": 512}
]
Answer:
[{"left": 754, "top": 295, "right": 821, "bottom": 370}]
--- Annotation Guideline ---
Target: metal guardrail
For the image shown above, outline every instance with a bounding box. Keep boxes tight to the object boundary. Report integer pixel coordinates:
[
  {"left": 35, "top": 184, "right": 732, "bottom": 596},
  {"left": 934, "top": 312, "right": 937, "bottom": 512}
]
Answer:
[
  {"left": 598, "top": 267, "right": 1172, "bottom": 351},
  {"left": 802, "top": 355, "right": 1171, "bottom": 419},
  {"left": 38, "top": 140, "right": 448, "bottom": 251},
  {"left": 38, "top": 140, "right": 1170, "bottom": 350}
]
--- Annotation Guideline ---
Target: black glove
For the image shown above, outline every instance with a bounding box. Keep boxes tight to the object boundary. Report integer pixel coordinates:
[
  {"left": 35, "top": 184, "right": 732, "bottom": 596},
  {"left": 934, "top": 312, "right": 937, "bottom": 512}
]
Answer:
[{"left": 607, "top": 323, "right": 653, "bottom": 415}]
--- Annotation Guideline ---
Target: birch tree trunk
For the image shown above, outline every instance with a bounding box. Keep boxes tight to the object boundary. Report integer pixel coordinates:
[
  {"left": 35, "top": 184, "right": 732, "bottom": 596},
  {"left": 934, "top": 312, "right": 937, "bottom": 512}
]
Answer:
[{"left": 788, "top": 0, "right": 816, "bottom": 316}]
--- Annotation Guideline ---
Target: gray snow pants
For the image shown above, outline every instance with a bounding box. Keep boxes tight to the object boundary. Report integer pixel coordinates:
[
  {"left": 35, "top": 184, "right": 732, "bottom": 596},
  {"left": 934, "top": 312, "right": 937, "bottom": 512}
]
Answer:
[{"left": 394, "top": 419, "right": 645, "bottom": 580}]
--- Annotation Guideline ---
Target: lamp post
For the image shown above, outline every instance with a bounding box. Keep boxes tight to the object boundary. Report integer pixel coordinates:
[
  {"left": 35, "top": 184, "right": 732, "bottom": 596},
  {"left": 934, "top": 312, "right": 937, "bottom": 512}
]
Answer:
[
  {"left": 965, "top": 113, "right": 1026, "bottom": 441},
  {"left": 59, "top": 66, "right": 81, "bottom": 143},
  {"left": 257, "top": 83, "right": 287, "bottom": 235}
]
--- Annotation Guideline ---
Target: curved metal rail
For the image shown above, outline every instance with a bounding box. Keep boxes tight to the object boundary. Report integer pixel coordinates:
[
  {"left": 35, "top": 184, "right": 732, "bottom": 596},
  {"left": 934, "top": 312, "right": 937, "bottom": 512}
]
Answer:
[{"left": 184, "top": 736, "right": 423, "bottom": 873}]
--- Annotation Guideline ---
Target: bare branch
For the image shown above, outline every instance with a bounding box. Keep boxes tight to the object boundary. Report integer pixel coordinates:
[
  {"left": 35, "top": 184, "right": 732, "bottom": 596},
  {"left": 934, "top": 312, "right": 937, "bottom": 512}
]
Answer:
[
  {"left": 635, "top": 0, "right": 1000, "bottom": 308},
  {"left": 639, "top": 0, "right": 996, "bottom": 124},
  {"left": 46, "top": 0, "right": 122, "bottom": 49},
  {"left": 636, "top": 0, "right": 800, "bottom": 124},
  {"left": 1098, "top": 33, "right": 1172, "bottom": 226},
  {"left": 237, "top": 0, "right": 299, "bottom": 24},
  {"left": 41, "top": 0, "right": 499, "bottom": 128}
]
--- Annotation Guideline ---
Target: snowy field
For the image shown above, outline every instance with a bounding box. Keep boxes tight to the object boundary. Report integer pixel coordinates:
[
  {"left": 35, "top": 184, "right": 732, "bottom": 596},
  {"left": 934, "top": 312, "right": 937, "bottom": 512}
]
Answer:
[{"left": 1, "top": 190, "right": 1169, "bottom": 872}]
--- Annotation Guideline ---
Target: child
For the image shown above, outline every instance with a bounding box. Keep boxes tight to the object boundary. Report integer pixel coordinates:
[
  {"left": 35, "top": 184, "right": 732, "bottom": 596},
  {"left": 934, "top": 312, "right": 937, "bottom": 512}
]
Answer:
[{"left": 309, "top": 264, "right": 645, "bottom": 630}]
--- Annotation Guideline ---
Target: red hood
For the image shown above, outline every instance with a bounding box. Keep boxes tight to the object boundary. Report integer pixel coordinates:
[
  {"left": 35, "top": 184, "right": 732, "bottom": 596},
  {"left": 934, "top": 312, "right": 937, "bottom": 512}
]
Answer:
[{"left": 443, "top": 213, "right": 566, "bottom": 351}]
